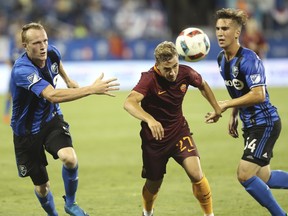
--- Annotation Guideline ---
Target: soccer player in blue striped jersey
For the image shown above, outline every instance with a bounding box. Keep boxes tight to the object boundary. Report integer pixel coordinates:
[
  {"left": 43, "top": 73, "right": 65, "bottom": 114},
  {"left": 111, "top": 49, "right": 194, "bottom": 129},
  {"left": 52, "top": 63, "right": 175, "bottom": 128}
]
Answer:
[
  {"left": 206, "top": 8, "right": 288, "bottom": 215},
  {"left": 10, "top": 22, "right": 119, "bottom": 216}
]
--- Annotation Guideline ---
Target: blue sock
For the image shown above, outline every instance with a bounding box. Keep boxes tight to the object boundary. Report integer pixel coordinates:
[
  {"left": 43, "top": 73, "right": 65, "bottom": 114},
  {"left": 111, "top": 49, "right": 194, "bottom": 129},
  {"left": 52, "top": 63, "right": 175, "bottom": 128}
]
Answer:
[
  {"left": 62, "top": 164, "right": 78, "bottom": 206},
  {"left": 267, "top": 170, "right": 288, "bottom": 189},
  {"left": 35, "top": 190, "right": 58, "bottom": 216},
  {"left": 241, "top": 176, "right": 286, "bottom": 216}
]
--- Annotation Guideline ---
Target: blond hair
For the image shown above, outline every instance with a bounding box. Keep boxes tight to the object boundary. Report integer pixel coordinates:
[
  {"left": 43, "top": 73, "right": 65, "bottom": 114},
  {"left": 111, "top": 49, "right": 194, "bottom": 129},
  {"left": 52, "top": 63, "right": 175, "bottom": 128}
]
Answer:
[
  {"left": 154, "top": 41, "right": 178, "bottom": 64},
  {"left": 21, "top": 22, "right": 45, "bottom": 43}
]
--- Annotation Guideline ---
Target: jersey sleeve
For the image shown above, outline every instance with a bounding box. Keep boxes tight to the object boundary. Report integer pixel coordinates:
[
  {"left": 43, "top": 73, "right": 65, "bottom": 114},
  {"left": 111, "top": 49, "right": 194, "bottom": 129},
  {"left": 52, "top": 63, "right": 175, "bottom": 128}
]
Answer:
[
  {"left": 133, "top": 72, "right": 153, "bottom": 96},
  {"left": 241, "top": 56, "right": 266, "bottom": 89},
  {"left": 187, "top": 67, "right": 203, "bottom": 88},
  {"left": 49, "top": 45, "right": 62, "bottom": 61},
  {"left": 13, "top": 64, "right": 50, "bottom": 97}
]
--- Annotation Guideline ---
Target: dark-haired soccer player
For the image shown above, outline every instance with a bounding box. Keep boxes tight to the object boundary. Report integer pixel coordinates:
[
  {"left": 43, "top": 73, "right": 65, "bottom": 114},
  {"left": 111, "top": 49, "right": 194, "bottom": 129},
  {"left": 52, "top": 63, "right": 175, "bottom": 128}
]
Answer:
[
  {"left": 10, "top": 22, "right": 119, "bottom": 216},
  {"left": 124, "top": 41, "right": 222, "bottom": 216},
  {"left": 206, "top": 8, "right": 288, "bottom": 216}
]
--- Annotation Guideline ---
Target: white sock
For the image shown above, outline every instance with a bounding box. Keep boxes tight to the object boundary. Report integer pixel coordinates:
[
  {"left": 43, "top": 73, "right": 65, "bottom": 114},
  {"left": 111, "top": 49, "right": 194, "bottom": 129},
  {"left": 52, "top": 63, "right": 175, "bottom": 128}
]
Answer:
[
  {"left": 143, "top": 208, "right": 153, "bottom": 216},
  {"left": 204, "top": 213, "right": 214, "bottom": 216}
]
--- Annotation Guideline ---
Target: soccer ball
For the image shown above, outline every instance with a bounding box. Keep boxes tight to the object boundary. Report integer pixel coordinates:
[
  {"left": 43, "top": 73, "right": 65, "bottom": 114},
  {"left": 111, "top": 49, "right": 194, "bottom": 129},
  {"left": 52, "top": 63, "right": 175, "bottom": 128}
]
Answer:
[{"left": 175, "top": 27, "right": 210, "bottom": 62}]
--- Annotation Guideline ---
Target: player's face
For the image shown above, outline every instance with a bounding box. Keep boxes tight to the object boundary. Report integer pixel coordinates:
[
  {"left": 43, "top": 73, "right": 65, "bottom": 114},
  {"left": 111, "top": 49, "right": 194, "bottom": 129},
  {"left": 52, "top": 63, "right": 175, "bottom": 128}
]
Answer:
[
  {"left": 215, "top": 19, "right": 240, "bottom": 50},
  {"left": 24, "top": 28, "right": 48, "bottom": 68},
  {"left": 157, "top": 55, "right": 179, "bottom": 82}
]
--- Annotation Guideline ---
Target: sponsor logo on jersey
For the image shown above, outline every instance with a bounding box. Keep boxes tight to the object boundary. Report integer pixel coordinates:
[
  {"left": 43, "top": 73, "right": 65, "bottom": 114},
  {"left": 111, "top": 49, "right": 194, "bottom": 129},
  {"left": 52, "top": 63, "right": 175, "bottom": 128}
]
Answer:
[
  {"left": 250, "top": 74, "right": 261, "bottom": 84},
  {"left": 27, "top": 73, "right": 41, "bottom": 84},
  {"left": 180, "top": 84, "right": 187, "bottom": 93},
  {"left": 51, "top": 62, "right": 59, "bottom": 74},
  {"left": 224, "top": 79, "right": 244, "bottom": 90},
  {"left": 232, "top": 66, "right": 239, "bottom": 77},
  {"left": 157, "top": 90, "right": 166, "bottom": 95}
]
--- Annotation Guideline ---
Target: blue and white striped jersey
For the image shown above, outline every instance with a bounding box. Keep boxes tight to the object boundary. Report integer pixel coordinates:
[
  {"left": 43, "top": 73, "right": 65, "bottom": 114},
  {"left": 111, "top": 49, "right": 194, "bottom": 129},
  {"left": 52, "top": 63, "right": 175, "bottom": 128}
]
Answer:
[
  {"left": 10, "top": 45, "right": 63, "bottom": 136},
  {"left": 217, "top": 47, "right": 279, "bottom": 128}
]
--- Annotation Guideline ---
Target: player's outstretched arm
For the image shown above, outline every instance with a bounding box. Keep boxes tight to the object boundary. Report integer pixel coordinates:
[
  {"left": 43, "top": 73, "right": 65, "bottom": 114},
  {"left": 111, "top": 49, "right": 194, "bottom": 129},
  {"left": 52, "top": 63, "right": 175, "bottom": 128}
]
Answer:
[
  {"left": 41, "top": 72, "right": 120, "bottom": 103},
  {"left": 198, "top": 80, "right": 222, "bottom": 123},
  {"left": 58, "top": 61, "right": 79, "bottom": 88}
]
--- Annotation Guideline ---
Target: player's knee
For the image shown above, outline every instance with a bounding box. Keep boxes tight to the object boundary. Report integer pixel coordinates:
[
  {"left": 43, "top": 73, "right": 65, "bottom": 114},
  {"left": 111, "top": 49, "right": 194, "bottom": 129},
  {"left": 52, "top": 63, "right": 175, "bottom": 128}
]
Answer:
[
  {"left": 35, "top": 182, "right": 50, "bottom": 197},
  {"left": 237, "top": 170, "right": 251, "bottom": 183},
  {"left": 188, "top": 171, "right": 203, "bottom": 183},
  {"left": 58, "top": 148, "right": 78, "bottom": 168},
  {"left": 145, "top": 179, "right": 162, "bottom": 194},
  {"left": 62, "top": 154, "right": 77, "bottom": 168}
]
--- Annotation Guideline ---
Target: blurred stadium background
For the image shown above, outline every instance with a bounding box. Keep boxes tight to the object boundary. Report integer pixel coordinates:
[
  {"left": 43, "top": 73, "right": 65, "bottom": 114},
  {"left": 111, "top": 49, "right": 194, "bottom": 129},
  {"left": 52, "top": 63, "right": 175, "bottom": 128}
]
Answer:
[{"left": 0, "top": 0, "right": 288, "bottom": 93}]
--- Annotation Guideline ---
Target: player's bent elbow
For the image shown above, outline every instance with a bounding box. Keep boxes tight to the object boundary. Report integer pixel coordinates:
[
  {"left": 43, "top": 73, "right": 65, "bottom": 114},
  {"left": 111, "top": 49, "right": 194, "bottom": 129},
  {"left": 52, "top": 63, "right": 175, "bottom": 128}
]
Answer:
[
  {"left": 42, "top": 91, "right": 61, "bottom": 104},
  {"left": 123, "top": 100, "right": 130, "bottom": 112},
  {"left": 45, "top": 94, "right": 59, "bottom": 103}
]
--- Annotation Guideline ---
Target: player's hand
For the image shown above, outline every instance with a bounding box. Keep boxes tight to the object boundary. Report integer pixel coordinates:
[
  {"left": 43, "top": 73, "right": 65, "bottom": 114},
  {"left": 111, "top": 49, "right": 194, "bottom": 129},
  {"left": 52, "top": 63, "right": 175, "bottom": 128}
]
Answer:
[
  {"left": 205, "top": 111, "right": 222, "bottom": 123},
  {"left": 147, "top": 119, "right": 164, "bottom": 140},
  {"left": 91, "top": 73, "right": 120, "bottom": 97},
  {"left": 228, "top": 116, "right": 239, "bottom": 138}
]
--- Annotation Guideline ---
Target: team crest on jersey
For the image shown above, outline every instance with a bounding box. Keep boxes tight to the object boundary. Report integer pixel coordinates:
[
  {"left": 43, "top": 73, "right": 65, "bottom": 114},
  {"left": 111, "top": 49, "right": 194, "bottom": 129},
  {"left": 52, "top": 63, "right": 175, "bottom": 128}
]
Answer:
[
  {"left": 232, "top": 66, "right": 239, "bottom": 77},
  {"left": 51, "top": 62, "right": 59, "bottom": 74},
  {"left": 219, "top": 66, "right": 222, "bottom": 72},
  {"left": 180, "top": 84, "right": 187, "bottom": 93},
  {"left": 250, "top": 74, "right": 261, "bottom": 84},
  {"left": 18, "top": 165, "right": 27, "bottom": 176},
  {"left": 27, "top": 73, "right": 41, "bottom": 84}
]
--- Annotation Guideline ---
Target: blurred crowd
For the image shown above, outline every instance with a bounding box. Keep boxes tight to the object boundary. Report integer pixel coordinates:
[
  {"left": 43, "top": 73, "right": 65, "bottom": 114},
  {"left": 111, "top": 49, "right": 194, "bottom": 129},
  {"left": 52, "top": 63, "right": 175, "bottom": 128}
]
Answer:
[
  {"left": 0, "top": 0, "right": 171, "bottom": 41},
  {"left": 0, "top": 0, "right": 287, "bottom": 42}
]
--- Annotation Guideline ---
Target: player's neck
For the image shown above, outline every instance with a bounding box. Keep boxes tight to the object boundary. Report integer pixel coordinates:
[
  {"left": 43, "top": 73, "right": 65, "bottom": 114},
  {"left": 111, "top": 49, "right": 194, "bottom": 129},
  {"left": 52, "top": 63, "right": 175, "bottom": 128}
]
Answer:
[
  {"left": 31, "top": 58, "right": 45, "bottom": 68},
  {"left": 224, "top": 43, "right": 240, "bottom": 61}
]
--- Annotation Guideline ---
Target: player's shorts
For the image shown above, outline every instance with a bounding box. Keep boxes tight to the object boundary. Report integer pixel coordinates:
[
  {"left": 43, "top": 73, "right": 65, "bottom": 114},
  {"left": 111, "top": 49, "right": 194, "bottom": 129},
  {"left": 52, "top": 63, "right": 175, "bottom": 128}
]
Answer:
[
  {"left": 141, "top": 131, "right": 199, "bottom": 181},
  {"left": 13, "top": 115, "right": 73, "bottom": 185},
  {"left": 241, "top": 119, "right": 281, "bottom": 167}
]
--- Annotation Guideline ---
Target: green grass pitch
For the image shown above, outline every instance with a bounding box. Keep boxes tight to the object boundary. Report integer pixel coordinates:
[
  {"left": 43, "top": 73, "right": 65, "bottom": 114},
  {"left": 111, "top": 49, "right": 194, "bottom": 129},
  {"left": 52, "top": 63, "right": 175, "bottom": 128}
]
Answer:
[{"left": 0, "top": 87, "right": 287, "bottom": 215}]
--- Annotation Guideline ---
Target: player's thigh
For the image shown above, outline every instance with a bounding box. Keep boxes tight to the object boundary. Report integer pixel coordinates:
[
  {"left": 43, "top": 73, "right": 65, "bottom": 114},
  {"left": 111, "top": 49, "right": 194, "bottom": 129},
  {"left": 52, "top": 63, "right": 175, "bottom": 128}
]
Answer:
[
  {"left": 142, "top": 149, "right": 169, "bottom": 181},
  {"left": 257, "top": 165, "right": 271, "bottom": 183},
  {"left": 44, "top": 115, "right": 73, "bottom": 160},
  {"left": 182, "top": 156, "right": 203, "bottom": 182},
  {"left": 237, "top": 159, "right": 262, "bottom": 182}
]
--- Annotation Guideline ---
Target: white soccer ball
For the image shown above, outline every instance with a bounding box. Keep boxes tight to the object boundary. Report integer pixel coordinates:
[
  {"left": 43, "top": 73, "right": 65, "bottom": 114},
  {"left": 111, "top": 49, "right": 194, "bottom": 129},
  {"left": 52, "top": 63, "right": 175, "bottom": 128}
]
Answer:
[{"left": 175, "top": 27, "right": 210, "bottom": 62}]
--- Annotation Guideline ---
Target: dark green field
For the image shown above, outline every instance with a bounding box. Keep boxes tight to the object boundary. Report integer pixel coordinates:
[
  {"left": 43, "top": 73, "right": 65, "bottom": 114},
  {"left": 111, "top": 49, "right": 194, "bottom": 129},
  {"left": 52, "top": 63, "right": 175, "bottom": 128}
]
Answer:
[{"left": 1, "top": 88, "right": 288, "bottom": 216}]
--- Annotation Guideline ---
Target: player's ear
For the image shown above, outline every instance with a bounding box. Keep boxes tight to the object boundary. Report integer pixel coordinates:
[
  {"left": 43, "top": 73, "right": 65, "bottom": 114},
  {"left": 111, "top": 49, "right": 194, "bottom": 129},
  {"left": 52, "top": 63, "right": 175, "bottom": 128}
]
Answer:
[{"left": 235, "top": 28, "right": 241, "bottom": 39}]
